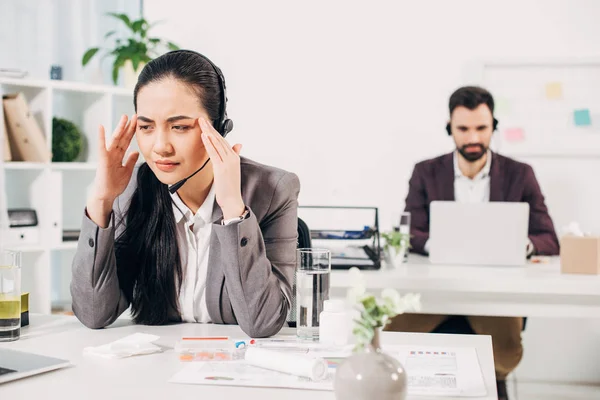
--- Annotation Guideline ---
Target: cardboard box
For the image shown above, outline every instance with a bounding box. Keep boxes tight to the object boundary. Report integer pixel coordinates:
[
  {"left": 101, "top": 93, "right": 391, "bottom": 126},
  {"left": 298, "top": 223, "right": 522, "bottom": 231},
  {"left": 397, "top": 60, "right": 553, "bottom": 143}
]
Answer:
[
  {"left": 2, "top": 118, "right": 11, "bottom": 161},
  {"left": 560, "top": 235, "right": 600, "bottom": 275},
  {"left": 2, "top": 92, "right": 50, "bottom": 162}
]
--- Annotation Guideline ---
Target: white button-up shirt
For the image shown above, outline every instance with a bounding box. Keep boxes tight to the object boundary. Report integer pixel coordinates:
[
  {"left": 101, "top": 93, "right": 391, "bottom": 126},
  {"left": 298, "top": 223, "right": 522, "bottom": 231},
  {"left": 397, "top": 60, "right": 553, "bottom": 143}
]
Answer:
[
  {"left": 453, "top": 150, "right": 492, "bottom": 204},
  {"left": 170, "top": 186, "right": 216, "bottom": 323}
]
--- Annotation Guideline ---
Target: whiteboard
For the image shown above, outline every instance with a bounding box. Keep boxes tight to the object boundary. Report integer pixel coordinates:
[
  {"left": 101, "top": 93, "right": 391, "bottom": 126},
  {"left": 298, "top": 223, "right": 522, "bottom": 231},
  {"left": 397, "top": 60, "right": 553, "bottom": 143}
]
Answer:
[{"left": 476, "top": 59, "right": 600, "bottom": 157}]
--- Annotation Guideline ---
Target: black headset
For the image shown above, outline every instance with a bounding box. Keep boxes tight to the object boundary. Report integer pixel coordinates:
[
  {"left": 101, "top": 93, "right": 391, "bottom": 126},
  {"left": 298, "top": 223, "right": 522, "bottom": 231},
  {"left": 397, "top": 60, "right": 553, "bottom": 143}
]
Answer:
[
  {"left": 165, "top": 50, "right": 234, "bottom": 194},
  {"left": 166, "top": 49, "right": 234, "bottom": 137},
  {"left": 446, "top": 117, "right": 499, "bottom": 136}
]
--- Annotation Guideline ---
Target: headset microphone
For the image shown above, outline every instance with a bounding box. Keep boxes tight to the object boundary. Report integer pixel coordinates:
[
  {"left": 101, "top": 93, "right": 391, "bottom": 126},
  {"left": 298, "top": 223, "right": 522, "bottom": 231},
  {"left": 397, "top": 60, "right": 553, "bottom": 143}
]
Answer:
[{"left": 168, "top": 157, "right": 211, "bottom": 194}]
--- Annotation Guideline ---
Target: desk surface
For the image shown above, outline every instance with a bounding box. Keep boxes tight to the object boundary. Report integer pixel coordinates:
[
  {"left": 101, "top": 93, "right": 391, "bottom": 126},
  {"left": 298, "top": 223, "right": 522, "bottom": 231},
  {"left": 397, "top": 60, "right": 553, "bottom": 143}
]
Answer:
[
  {"left": 330, "top": 255, "right": 600, "bottom": 318},
  {"left": 0, "top": 315, "right": 497, "bottom": 400}
]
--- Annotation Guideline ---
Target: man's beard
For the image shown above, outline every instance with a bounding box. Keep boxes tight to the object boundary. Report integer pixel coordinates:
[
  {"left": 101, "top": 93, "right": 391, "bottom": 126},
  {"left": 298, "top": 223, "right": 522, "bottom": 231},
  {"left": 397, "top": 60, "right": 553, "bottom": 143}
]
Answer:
[{"left": 457, "top": 144, "right": 487, "bottom": 162}]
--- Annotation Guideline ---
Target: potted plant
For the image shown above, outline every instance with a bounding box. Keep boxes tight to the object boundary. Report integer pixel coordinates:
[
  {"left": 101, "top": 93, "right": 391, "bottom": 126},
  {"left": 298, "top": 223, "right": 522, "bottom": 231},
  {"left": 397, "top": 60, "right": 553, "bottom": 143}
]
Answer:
[
  {"left": 52, "top": 117, "right": 83, "bottom": 162},
  {"left": 334, "top": 267, "right": 421, "bottom": 400},
  {"left": 381, "top": 228, "right": 411, "bottom": 267},
  {"left": 81, "top": 13, "right": 179, "bottom": 87}
]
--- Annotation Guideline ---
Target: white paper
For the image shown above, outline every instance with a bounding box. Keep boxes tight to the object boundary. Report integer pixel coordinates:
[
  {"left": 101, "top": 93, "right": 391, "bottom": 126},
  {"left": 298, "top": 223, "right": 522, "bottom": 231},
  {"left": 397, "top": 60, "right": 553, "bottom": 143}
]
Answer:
[
  {"left": 83, "top": 333, "right": 161, "bottom": 359},
  {"left": 395, "top": 346, "right": 487, "bottom": 397},
  {"left": 244, "top": 347, "right": 329, "bottom": 381},
  {"left": 169, "top": 361, "right": 334, "bottom": 391},
  {"left": 170, "top": 344, "right": 487, "bottom": 397}
]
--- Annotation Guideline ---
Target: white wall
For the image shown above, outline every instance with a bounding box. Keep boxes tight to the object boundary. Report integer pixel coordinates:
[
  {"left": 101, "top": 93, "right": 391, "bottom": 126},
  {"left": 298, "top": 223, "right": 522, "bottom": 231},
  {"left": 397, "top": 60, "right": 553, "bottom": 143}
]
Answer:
[
  {"left": 0, "top": 0, "right": 140, "bottom": 85},
  {"left": 144, "top": 0, "right": 600, "bottom": 234},
  {"left": 144, "top": 0, "right": 600, "bottom": 385}
]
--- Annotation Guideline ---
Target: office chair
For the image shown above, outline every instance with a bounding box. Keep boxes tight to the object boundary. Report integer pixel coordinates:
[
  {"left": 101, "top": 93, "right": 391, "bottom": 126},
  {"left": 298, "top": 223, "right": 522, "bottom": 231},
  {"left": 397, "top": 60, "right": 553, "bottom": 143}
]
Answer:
[
  {"left": 286, "top": 217, "right": 311, "bottom": 328},
  {"left": 432, "top": 316, "right": 527, "bottom": 334}
]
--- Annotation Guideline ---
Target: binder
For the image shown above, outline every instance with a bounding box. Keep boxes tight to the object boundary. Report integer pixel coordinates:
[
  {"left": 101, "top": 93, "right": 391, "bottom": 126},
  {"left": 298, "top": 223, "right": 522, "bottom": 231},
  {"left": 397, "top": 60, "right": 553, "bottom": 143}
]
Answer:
[
  {"left": 2, "top": 118, "right": 11, "bottom": 161},
  {"left": 2, "top": 92, "right": 50, "bottom": 162}
]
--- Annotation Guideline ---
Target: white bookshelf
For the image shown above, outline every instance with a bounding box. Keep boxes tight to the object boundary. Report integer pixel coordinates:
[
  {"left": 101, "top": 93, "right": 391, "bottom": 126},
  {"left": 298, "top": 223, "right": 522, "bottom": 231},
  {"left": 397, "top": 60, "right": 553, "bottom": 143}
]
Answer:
[{"left": 0, "top": 77, "right": 135, "bottom": 314}]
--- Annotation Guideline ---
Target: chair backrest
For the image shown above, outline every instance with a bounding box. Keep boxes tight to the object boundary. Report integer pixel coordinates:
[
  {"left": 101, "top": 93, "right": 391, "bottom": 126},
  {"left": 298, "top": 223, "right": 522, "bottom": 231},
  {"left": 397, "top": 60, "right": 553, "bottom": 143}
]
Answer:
[{"left": 286, "top": 217, "right": 311, "bottom": 327}]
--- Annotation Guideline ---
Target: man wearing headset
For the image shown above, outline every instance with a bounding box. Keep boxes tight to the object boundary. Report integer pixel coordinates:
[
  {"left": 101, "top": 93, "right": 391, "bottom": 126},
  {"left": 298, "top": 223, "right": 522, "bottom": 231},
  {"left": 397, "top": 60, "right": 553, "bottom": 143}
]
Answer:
[{"left": 387, "top": 86, "right": 560, "bottom": 400}]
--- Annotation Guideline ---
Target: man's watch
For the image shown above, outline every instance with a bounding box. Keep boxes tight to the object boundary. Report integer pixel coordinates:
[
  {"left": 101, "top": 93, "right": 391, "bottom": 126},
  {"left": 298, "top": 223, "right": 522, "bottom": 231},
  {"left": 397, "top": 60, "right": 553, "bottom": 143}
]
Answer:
[{"left": 222, "top": 208, "right": 249, "bottom": 226}]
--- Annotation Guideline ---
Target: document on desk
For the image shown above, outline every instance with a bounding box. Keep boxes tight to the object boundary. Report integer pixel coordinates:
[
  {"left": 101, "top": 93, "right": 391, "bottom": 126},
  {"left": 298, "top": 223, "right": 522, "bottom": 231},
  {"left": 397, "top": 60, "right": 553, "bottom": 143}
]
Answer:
[
  {"left": 395, "top": 346, "right": 487, "bottom": 397},
  {"left": 170, "top": 344, "right": 486, "bottom": 396}
]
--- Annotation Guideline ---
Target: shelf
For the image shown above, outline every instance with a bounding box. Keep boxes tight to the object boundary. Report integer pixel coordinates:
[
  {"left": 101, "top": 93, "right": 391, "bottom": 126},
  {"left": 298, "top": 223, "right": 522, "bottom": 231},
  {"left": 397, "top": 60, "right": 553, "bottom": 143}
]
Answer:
[
  {"left": 3, "top": 162, "right": 48, "bottom": 170},
  {"left": 2, "top": 162, "right": 99, "bottom": 171},
  {"left": 0, "top": 77, "right": 133, "bottom": 97},
  {"left": 51, "top": 162, "right": 97, "bottom": 171},
  {"left": 7, "top": 243, "right": 46, "bottom": 253}
]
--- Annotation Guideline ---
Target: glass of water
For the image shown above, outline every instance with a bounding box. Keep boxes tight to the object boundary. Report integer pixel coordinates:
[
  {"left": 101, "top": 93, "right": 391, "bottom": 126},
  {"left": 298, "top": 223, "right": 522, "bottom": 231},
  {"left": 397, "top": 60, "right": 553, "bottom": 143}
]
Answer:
[
  {"left": 296, "top": 248, "right": 331, "bottom": 340},
  {"left": 0, "top": 250, "right": 21, "bottom": 342}
]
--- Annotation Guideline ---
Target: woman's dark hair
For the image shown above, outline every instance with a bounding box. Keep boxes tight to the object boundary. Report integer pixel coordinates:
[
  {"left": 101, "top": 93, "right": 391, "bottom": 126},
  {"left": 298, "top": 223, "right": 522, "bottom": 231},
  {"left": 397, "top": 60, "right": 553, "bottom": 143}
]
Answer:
[
  {"left": 449, "top": 86, "right": 495, "bottom": 116},
  {"left": 115, "top": 50, "right": 224, "bottom": 325}
]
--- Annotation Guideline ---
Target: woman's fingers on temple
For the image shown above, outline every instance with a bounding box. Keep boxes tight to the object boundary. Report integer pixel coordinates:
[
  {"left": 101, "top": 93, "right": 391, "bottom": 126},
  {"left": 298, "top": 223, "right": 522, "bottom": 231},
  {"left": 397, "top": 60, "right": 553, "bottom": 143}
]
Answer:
[
  {"left": 200, "top": 117, "right": 231, "bottom": 156},
  {"left": 108, "top": 115, "right": 128, "bottom": 150},
  {"left": 202, "top": 132, "right": 223, "bottom": 163},
  {"left": 119, "top": 114, "right": 137, "bottom": 149}
]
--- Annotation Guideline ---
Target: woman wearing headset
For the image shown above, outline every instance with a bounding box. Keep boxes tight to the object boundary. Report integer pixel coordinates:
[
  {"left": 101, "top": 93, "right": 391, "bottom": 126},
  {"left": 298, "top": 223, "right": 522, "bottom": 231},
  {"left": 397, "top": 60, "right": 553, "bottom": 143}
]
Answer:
[{"left": 70, "top": 50, "right": 300, "bottom": 338}]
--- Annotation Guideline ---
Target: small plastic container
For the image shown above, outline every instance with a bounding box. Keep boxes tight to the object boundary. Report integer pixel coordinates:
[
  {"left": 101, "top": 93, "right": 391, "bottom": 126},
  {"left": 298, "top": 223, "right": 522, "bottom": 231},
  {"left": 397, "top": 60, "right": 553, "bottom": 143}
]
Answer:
[
  {"left": 319, "top": 299, "right": 352, "bottom": 346},
  {"left": 174, "top": 336, "right": 246, "bottom": 362}
]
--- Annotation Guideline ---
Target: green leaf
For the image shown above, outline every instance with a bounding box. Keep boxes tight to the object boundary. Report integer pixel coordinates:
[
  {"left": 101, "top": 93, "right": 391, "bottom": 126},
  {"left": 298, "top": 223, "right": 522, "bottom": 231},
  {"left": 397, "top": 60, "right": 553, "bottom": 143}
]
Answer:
[
  {"left": 131, "top": 19, "right": 144, "bottom": 34},
  {"left": 104, "top": 30, "right": 117, "bottom": 39},
  {"left": 131, "top": 54, "right": 141, "bottom": 71},
  {"left": 148, "top": 38, "right": 161, "bottom": 44},
  {"left": 81, "top": 47, "right": 100, "bottom": 66},
  {"left": 106, "top": 12, "right": 133, "bottom": 30},
  {"left": 112, "top": 64, "right": 120, "bottom": 85},
  {"left": 112, "top": 55, "right": 127, "bottom": 85},
  {"left": 167, "top": 41, "right": 180, "bottom": 51}
]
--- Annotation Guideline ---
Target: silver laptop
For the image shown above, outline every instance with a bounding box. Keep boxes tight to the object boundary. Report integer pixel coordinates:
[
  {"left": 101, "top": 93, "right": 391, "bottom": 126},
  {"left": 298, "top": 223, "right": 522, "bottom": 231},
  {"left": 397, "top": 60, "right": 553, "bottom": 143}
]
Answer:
[
  {"left": 429, "top": 201, "right": 530, "bottom": 266},
  {"left": 0, "top": 348, "right": 70, "bottom": 384}
]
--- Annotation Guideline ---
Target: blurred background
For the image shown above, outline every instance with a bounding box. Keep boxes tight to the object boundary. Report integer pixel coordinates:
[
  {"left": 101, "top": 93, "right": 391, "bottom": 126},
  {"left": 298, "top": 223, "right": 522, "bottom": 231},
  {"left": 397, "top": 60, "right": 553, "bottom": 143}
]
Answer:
[{"left": 1, "top": 1, "right": 600, "bottom": 398}]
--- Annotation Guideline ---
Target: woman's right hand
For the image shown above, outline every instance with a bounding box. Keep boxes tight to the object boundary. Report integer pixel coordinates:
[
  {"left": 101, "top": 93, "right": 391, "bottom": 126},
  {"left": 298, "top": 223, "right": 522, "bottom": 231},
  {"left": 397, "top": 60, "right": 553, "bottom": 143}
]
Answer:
[{"left": 86, "top": 115, "right": 139, "bottom": 228}]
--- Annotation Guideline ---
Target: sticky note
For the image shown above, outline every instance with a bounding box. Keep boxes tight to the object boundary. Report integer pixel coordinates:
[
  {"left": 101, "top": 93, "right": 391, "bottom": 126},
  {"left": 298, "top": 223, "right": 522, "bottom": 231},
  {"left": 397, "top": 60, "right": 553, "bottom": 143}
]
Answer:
[
  {"left": 495, "top": 97, "right": 511, "bottom": 115},
  {"left": 545, "top": 82, "right": 563, "bottom": 100},
  {"left": 503, "top": 128, "right": 525, "bottom": 142},
  {"left": 573, "top": 109, "right": 592, "bottom": 126}
]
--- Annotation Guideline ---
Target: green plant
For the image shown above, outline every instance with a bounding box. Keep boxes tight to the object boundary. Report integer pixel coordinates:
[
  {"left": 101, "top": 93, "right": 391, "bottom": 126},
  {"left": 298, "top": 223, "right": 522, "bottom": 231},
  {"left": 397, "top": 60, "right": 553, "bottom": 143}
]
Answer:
[
  {"left": 52, "top": 117, "right": 83, "bottom": 162},
  {"left": 381, "top": 230, "right": 411, "bottom": 252},
  {"left": 81, "top": 13, "right": 180, "bottom": 84},
  {"left": 347, "top": 268, "right": 420, "bottom": 350}
]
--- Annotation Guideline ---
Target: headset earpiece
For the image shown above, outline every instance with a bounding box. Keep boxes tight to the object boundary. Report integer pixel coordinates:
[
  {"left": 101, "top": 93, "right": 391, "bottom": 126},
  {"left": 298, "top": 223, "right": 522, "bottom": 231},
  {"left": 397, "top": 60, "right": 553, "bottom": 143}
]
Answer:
[
  {"left": 493, "top": 117, "right": 499, "bottom": 131},
  {"left": 446, "top": 123, "right": 452, "bottom": 136},
  {"left": 220, "top": 119, "right": 234, "bottom": 138}
]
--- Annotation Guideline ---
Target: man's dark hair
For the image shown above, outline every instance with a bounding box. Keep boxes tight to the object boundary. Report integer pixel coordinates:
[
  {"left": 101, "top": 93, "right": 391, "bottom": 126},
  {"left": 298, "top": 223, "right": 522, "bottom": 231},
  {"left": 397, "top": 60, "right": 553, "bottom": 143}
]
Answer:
[{"left": 449, "top": 86, "right": 494, "bottom": 115}]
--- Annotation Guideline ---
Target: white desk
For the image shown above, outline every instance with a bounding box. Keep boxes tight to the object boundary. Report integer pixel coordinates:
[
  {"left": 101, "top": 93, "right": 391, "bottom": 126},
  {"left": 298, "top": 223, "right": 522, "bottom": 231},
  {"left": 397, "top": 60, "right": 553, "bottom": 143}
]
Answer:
[
  {"left": 331, "top": 255, "right": 600, "bottom": 318},
  {"left": 0, "top": 315, "right": 497, "bottom": 400}
]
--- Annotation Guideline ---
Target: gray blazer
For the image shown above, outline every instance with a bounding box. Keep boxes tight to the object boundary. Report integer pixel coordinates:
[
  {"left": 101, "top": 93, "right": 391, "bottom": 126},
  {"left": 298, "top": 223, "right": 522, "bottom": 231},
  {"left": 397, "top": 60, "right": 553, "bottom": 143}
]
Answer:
[{"left": 70, "top": 157, "right": 300, "bottom": 338}]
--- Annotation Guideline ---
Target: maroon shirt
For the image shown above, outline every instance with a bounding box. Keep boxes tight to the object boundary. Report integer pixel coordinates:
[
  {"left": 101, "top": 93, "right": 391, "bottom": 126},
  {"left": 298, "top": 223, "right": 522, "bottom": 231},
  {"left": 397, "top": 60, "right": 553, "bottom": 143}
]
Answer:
[{"left": 405, "top": 152, "right": 560, "bottom": 256}]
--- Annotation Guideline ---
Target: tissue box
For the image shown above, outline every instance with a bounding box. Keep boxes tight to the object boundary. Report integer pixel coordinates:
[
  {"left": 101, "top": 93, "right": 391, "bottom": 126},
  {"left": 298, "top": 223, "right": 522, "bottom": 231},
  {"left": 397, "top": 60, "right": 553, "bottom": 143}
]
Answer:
[
  {"left": 560, "top": 235, "right": 600, "bottom": 275},
  {"left": 21, "top": 292, "right": 29, "bottom": 327}
]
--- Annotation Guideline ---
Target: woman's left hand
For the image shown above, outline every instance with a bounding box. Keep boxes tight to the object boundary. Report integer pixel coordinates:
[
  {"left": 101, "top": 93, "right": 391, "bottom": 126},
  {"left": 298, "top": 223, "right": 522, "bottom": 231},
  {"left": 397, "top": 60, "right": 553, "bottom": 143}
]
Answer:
[{"left": 199, "top": 117, "right": 245, "bottom": 220}]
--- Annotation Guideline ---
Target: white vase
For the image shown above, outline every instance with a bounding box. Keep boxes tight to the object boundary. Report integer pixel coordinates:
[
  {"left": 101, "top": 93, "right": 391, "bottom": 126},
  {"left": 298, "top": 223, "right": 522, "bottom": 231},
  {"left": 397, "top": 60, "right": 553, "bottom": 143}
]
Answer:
[
  {"left": 385, "top": 246, "right": 408, "bottom": 268},
  {"left": 334, "top": 329, "right": 407, "bottom": 400},
  {"left": 122, "top": 60, "right": 145, "bottom": 89}
]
